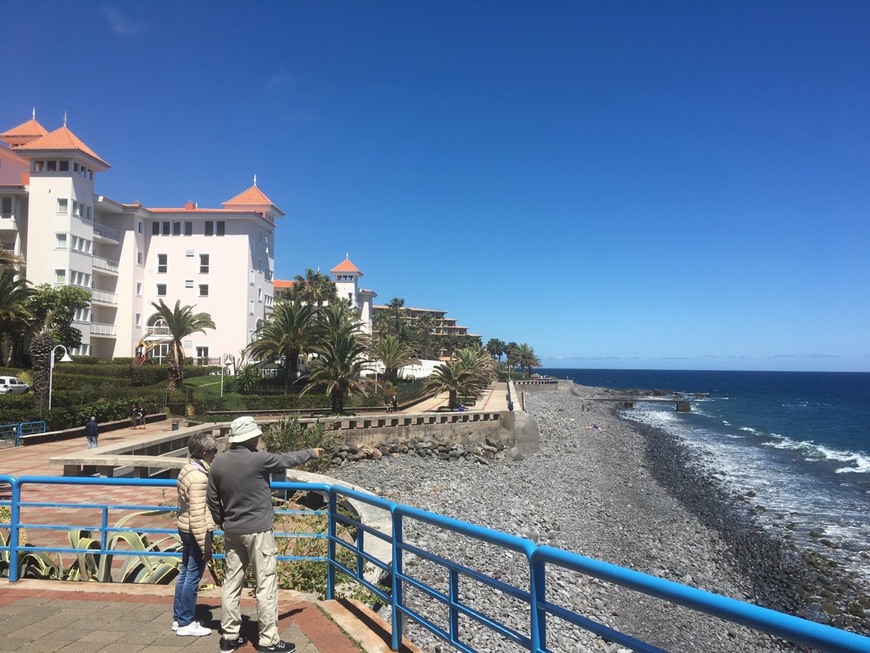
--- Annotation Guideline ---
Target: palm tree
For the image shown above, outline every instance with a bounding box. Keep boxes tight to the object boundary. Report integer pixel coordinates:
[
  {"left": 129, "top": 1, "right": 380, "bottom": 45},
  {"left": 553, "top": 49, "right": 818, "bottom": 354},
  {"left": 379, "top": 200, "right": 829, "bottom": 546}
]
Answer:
[
  {"left": 290, "top": 268, "right": 337, "bottom": 308},
  {"left": 371, "top": 334, "right": 419, "bottom": 384},
  {"left": 29, "top": 313, "right": 56, "bottom": 411},
  {"left": 386, "top": 297, "right": 405, "bottom": 338},
  {"left": 247, "top": 298, "right": 314, "bottom": 391},
  {"left": 0, "top": 268, "right": 33, "bottom": 365},
  {"left": 304, "top": 301, "right": 372, "bottom": 414},
  {"left": 425, "top": 346, "right": 494, "bottom": 410},
  {"left": 486, "top": 338, "right": 507, "bottom": 363},
  {"left": 509, "top": 343, "right": 541, "bottom": 378},
  {"left": 150, "top": 300, "right": 216, "bottom": 389}
]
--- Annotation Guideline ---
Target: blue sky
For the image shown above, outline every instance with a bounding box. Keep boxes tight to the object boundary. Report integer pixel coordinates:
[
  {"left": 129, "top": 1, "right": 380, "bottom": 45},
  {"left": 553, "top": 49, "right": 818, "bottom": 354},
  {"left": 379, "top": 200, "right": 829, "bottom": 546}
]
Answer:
[{"left": 4, "top": 2, "right": 869, "bottom": 371}]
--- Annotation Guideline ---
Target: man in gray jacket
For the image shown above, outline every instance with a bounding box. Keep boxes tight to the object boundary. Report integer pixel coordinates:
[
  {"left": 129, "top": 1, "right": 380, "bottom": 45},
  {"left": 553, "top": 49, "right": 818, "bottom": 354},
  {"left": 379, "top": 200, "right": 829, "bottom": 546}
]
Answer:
[{"left": 206, "top": 415, "right": 322, "bottom": 653}]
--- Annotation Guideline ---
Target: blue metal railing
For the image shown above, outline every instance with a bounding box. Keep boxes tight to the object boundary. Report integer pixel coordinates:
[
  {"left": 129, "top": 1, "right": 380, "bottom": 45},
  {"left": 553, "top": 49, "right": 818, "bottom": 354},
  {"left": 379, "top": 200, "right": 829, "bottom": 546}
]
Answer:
[
  {"left": 1, "top": 475, "right": 868, "bottom": 653},
  {"left": 0, "top": 421, "right": 47, "bottom": 446}
]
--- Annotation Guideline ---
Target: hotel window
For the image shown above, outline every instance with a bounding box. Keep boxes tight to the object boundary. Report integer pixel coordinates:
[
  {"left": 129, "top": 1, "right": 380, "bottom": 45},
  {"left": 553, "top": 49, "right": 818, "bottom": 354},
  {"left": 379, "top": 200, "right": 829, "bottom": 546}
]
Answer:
[
  {"left": 173, "top": 222, "right": 181, "bottom": 236},
  {"left": 205, "top": 221, "right": 214, "bottom": 236},
  {"left": 199, "top": 254, "right": 209, "bottom": 274},
  {"left": 73, "top": 163, "right": 79, "bottom": 173},
  {"left": 249, "top": 299, "right": 254, "bottom": 315},
  {"left": 137, "top": 252, "right": 144, "bottom": 265},
  {"left": 55, "top": 269, "right": 66, "bottom": 283},
  {"left": 59, "top": 161, "right": 69, "bottom": 172},
  {"left": 257, "top": 288, "right": 262, "bottom": 302},
  {"left": 157, "top": 253, "right": 168, "bottom": 274},
  {"left": 186, "top": 250, "right": 194, "bottom": 258},
  {"left": 137, "top": 221, "right": 143, "bottom": 234},
  {"left": 47, "top": 161, "right": 57, "bottom": 172},
  {"left": 216, "top": 221, "right": 225, "bottom": 236},
  {"left": 156, "top": 284, "right": 167, "bottom": 297},
  {"left": 195, "top": 346, "right": 209, "bottom": 366},
  {"left": 162, "top": 221, "right": 170, "bottom": 235},
  {"left": 184, "top": 221, "right": 193, "bottom": 236},
  {"left": 152, "top": 222, "right": 160, "bottom": 235},
  {"left": 1, "top": 197, "right": 11, "bottom": 216},
  {"left": 198, "top": 284, "right": 209, "bottom": 297},
  {"left": 136, "top": 282, "right": 142, "bottom": 296},
  {"left": 185, "top": 280, "right": 193, "bottom": 289},
  {"left": 71, "top": 200, "right": 79, "bottom": 216},
  {"left": 135, "top": 313, "right": 142, "bottom": 327},
  {"left": 57, "top": 198, "right": 68, "bottom": 214},
  {"left": 55, "top": 233, "right": 68, "bottom": 249},
  {"left": 33, "top": 161, "right": 44, "bottom": 172}
]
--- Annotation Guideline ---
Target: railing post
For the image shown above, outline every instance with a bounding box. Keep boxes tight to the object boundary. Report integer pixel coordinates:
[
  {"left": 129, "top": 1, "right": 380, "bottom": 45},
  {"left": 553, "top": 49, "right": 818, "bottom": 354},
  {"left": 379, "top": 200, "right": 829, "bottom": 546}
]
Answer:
[
  {"left": 449, "top": 568, "right": 459, "bottom": 641},
  {"left": 530, "top": 551, "right": 546, "bottom": 652},
  {"left": 390, "top": 511, "right": 404, "bottom": 651},
  {"left": 9, "top": 479, "right": 20, "bottom": 582},
  {"left": 327, "top": 490, "right": 337, "bottom": 600},
  {"left": 101, "top": 506, "right": 109, "bottom": 552}
]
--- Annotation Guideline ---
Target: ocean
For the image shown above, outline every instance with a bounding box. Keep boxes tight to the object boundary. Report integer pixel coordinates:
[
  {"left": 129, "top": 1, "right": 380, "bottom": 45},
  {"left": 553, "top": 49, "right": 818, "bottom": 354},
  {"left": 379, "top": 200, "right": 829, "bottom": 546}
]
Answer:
[{"left": 537, "top": 369, "right": 870, "bottom": 584}]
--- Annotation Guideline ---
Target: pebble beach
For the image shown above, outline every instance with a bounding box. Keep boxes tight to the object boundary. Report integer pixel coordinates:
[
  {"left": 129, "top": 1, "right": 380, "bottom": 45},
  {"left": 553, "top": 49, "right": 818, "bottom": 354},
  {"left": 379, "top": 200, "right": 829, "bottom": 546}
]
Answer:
[{"left": 331, "top": 385, "right": 868, "bottom": 653}]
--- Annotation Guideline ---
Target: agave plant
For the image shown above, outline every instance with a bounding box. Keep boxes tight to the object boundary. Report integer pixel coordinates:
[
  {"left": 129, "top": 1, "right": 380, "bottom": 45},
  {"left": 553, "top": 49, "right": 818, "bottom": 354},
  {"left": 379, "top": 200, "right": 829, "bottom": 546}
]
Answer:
[{"left": 67, "top": 511, "right": 181, "bottom": 583}]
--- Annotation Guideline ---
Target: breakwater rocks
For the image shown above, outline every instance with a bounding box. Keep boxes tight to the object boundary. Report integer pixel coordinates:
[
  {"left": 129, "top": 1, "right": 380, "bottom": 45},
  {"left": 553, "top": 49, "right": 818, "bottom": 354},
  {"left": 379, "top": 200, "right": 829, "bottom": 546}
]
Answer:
[
  {"left": 331, "top": 390, "right": 838, "bottom": 652},
  {"left": 330, "top": 438, "right": 513, "bottom": 466}
]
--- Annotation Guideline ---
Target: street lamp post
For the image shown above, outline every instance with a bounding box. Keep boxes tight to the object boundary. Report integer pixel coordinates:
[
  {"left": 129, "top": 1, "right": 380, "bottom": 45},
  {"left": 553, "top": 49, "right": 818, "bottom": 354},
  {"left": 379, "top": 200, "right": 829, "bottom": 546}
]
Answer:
[{"left": 48, "top": 344, "right": 74, "bottom": 410}]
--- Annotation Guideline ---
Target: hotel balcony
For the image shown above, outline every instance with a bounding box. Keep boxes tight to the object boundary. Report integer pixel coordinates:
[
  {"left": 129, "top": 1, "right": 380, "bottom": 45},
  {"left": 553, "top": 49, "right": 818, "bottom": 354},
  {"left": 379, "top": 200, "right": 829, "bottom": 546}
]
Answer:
[
  {"left": 92, "top": 255, "right": 119, "bottom": 275},
  {"left": 90, "top": 322, "right": 117, "bottom": 337},
  {"left": 91, "top": 289, "right": 118, "bottom": 305},
  {"left": 92, "top": 222, "right": 120, "bottom": 243}
]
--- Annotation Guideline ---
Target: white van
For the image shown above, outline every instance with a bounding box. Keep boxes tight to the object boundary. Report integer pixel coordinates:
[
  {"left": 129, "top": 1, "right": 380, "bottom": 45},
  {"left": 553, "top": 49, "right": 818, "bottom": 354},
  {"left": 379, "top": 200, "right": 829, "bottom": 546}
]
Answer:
[{"left": 0, "top": 376, "right": 30, "bottom": 394}]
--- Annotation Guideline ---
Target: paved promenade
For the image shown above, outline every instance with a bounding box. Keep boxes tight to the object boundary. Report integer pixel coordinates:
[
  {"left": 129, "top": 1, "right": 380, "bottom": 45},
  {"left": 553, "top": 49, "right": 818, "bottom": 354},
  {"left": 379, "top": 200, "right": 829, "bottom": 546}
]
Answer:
[{"left": 0, "top": 385, "right": 511, "bottom": 652}]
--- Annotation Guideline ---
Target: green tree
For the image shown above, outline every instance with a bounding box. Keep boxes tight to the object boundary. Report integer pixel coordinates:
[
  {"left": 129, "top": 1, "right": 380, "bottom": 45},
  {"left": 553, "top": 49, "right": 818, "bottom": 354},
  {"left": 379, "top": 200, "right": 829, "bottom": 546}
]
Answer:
[
  {"left": 304, "top": 301, "right": 372, "bottom": 414},
  {"left": 0, "top": 269, "right": 33, "bottom": 365},
  {"left": 386, "top": 297, "right": 405, "bottom": 338},
  {"left": 29, "top": 314, "right": 56, "bottom": 411},
  {"left": 509, "top": 343, "right": 541, "bottom": 377},
  {"left": 28, "top": 284, "right": 92, "bottom": 352},
  {"left": 486, "top": 338, "right": 507, "bottom": 363},
  {"left": 289, "top": 268, "right": 337, "bottom": 308},
  {"left": 247, "top": 298, "right": 314, "bottom": 391},
  {"left": 150, "top": 300, "right": 216, "bottom": 389},
  {"left": 425, "top": 346, "right": 494, "bottom": 410},
  {"left": 371, "top": 334, "right": 419, "bottom": 384}
]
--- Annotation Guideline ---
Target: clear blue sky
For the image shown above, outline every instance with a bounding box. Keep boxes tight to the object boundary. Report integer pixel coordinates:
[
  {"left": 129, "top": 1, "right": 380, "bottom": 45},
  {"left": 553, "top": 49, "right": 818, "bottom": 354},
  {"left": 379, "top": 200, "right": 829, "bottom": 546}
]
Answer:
[{"left": 5, "top": 2, "right": 869, "bottom": 372}]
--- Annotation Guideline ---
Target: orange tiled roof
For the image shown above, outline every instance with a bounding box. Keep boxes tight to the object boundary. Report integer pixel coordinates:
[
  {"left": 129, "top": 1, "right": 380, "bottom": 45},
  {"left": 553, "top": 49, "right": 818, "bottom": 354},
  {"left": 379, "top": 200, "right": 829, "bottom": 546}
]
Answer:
[
  {"left": 330, "top": 258, "right": 362, "bottom": 274},
  {"left": 0, "top": 117, "right": 49, "bottom": 146},
  {"left": 224, "top": 184, "right": 275, "bottom": 207},
  {"left": 17, "top": 125, "right": 110, "bottom": 168},
  {"left": 274, "top": 279, "right": 295, "bottom": 289}
]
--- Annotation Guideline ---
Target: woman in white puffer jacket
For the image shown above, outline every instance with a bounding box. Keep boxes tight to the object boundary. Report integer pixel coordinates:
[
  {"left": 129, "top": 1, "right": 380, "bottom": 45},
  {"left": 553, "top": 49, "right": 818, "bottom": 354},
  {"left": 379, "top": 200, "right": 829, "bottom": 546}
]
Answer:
[{"left": 172, "top": 432, "right": 218, "bottom": 637}]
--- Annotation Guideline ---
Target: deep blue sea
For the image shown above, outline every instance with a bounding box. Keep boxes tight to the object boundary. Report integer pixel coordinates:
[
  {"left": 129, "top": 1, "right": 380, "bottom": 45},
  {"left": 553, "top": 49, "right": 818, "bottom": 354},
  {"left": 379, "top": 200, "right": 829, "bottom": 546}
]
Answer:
[{"left": 538, "top": 369, "right": 870, "bottom": 583}]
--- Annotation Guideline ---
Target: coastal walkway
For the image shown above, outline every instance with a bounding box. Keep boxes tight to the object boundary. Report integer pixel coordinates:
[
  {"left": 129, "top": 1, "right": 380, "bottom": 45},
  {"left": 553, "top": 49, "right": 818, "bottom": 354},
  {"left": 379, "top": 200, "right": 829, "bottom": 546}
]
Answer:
[{"left": 0, "top": 386, "right": 511, "bottom": 652}]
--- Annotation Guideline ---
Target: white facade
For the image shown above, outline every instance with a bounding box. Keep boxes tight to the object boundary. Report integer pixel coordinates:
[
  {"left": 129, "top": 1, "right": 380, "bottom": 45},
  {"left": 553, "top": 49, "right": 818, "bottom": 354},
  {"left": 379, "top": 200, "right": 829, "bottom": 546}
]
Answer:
[{"left": 0, "top": 113, "right": 281, "bottom": 363}]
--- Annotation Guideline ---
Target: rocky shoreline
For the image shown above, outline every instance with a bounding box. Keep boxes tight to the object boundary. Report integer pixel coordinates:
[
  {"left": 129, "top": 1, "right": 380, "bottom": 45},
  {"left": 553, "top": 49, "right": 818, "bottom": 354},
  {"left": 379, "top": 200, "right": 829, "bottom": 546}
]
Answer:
[{"left": 330, "top": 385, "right": 867, "bottom": 652}]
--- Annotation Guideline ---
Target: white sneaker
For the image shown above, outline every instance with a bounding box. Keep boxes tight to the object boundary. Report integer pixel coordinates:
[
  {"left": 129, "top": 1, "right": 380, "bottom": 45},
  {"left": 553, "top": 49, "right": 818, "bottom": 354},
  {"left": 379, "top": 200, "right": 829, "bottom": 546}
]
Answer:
[
  {"left": 171, "top": 621, "right": 179, "bottom": 631},
  {"left": 176, "top": 622, "right": 212, "bottom": 637}
]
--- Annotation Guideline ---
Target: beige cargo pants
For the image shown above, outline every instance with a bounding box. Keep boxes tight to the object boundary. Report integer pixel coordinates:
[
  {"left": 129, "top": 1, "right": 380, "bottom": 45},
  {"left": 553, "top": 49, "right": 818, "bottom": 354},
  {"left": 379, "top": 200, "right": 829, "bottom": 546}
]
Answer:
[{"left": 221, "top": 530, "right": 279, "bottom": 646}]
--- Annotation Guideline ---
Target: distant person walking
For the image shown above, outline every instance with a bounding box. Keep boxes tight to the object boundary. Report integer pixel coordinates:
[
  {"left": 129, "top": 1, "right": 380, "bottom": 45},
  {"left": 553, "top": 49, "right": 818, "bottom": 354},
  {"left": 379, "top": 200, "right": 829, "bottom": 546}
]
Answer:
[
  {"left": 130, "top": 402, "right": 138, "bottom": 429},
  {"left": 136, "top": 403, "right": 146, "bottom": 429},
  {"left": 206, "top": 415, "right": 323, "bottom": 653},
  {"left": 172, "top": 432, "right": 219, "bottom": 638},
  {"left": 84, "top": 416, "right": 99, "bottom": 449}
]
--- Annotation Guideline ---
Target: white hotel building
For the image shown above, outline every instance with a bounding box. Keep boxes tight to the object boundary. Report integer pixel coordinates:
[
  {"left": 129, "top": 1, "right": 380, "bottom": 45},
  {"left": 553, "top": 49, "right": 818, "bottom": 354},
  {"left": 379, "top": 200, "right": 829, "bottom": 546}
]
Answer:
[{"left": 0, "top": 112, "right": 279, "bottom": 364}]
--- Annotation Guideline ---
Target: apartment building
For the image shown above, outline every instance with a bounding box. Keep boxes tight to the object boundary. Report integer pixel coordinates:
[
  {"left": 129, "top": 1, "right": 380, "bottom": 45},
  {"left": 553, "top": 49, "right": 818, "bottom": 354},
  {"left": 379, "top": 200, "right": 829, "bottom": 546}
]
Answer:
[{"left": 0, "top": 112, "right": 280, "bottom": 363}]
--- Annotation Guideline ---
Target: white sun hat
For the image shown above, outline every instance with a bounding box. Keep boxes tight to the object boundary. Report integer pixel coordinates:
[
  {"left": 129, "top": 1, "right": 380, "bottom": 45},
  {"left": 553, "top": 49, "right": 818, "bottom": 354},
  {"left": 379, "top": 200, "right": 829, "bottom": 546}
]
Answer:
[{"left": 228, "top": 415, "right": 262, "bottom": 443}]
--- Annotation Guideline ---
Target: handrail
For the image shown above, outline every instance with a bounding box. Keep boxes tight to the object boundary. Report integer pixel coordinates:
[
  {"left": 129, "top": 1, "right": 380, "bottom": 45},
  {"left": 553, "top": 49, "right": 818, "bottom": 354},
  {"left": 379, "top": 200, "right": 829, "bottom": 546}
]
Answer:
[{"left": 0, "top": 475, "right": 867, "bottom": 652}]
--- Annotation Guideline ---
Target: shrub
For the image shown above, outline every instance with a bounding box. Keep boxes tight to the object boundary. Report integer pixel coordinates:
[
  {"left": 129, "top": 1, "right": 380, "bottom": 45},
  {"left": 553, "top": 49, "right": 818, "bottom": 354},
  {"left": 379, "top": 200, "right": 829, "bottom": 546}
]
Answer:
[{"left": 261, "top": 416, "right": 336, "bottom": 473}]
